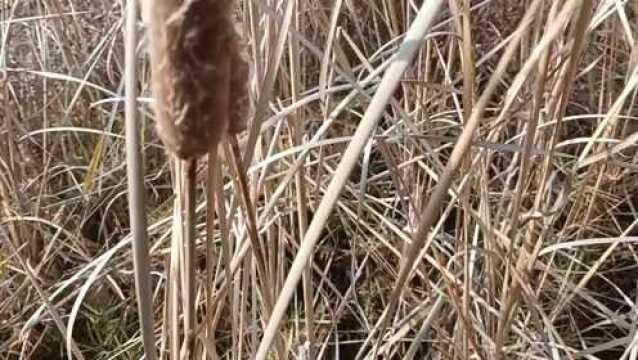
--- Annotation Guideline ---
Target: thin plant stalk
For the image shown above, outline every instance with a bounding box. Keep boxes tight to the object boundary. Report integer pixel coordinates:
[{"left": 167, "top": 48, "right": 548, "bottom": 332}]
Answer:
[
  {"left": 288, "top": 1, "right": 314, "bottom": 356},
  {"left": 204, "top": 146, "right": 218, "bottom": 358},
  {"left": 181, "top": 158, "right": 197, "bottom": 357},
  {"left": 124, "top": 0, "right": 156, "bottom": 359},
  {"left": 225, "top": 137, "right": 287, "bottom": 359}
]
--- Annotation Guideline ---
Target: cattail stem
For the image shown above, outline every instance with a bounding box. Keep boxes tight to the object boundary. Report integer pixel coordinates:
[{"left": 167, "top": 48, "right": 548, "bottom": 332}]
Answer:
[
  {"left": 204, "top": 146, "right": 217, "bottom": 358},
  {"left": 124, "top": 0, "right": 156, "bottom": 359},
  {"left": 181, "top": 158, "right": 197, "bottom": 356}
]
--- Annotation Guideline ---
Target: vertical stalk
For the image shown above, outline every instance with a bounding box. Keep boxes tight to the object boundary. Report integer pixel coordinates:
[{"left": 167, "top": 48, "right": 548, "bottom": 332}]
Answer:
[
  {"left": 124, "top": 0, "right": 156, "bottom": 358},
  {"left": 204, "top": 147, "right": 218, "bottom": 358},
  {"left": 459, "top": 1, "right": 476, "bottom": 356},
  {"left": 182, "top": 158, "right": 197, "bottom": 356},
  {"left": 288, "top": 0, "right": 314, "bottom": 356}
]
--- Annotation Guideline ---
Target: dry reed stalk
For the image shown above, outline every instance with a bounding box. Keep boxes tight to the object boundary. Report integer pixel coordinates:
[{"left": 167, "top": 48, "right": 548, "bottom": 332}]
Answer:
[
  {"left": 168, "top": 198, "right": 182, "bottom": 360},
  {"left": 224, "top": 137, "right": 288, "bottom": 358},
  {"left": 450, "top": 1, "right": 477, "bottom": 356},
  {"left": 288, "top": 2, "right": 314, "bottom": 356},
  {"left": 124, "top": 1, "right": 156, "bottom": 359},
  {"left": 204, "top": 146, "right": 218, "bottom": 359},
  {"left": 181, "top": 158, "right": 196, "bottom": 356}
]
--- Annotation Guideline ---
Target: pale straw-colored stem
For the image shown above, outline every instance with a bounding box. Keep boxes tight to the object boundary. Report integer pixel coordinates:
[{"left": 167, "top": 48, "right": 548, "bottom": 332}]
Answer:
[
  {"left": 181, "top": 158, "right": 196, "bottom": 356},
  {"left": 124, "top": 0, "right": 156, "bottom": 359}
]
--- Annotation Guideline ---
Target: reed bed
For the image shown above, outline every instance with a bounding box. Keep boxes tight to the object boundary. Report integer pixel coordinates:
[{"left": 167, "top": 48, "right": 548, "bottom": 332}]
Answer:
[{"left": 2, "top": 0, "right": 638, "bottom": 359}]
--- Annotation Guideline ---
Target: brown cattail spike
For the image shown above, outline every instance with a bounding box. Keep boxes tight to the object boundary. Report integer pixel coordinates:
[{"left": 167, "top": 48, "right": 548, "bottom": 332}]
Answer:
[{"left": 147, "top": 0, "right": 249, "bottom": 159}]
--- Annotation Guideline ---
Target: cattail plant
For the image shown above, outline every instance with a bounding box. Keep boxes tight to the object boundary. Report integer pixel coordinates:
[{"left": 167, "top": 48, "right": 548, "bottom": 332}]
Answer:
[{"left": 140, "top": 0, "right": 250, "bottom": 357}]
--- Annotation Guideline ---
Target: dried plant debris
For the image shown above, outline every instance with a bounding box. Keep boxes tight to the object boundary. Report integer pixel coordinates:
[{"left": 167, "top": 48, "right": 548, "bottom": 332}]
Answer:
[{"left": 147, "top": 0, "right": 250, "bottom": 159}]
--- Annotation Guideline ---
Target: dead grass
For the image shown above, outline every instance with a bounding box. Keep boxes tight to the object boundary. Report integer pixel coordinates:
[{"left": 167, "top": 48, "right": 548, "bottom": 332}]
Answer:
[{"left": 2, "top": 0, "right": 638, "bottom": 359}]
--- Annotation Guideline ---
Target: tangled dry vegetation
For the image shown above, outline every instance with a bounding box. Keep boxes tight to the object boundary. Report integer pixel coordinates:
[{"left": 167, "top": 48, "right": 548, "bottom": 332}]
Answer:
[{"left": 2, "top": 0, "right": 638, "bottom": 359}]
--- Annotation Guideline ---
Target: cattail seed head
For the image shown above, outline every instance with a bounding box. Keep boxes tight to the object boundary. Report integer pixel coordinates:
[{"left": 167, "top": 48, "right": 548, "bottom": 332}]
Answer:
[{"left": 146, "top": 0, "right": 250, "bottom": 159}]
